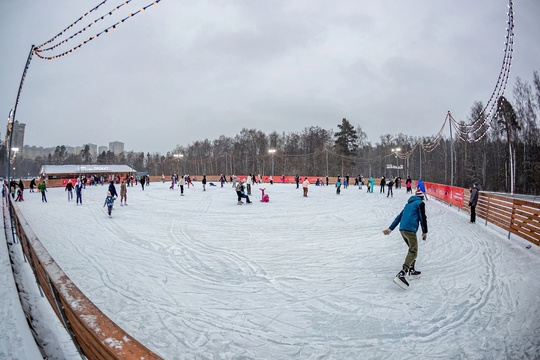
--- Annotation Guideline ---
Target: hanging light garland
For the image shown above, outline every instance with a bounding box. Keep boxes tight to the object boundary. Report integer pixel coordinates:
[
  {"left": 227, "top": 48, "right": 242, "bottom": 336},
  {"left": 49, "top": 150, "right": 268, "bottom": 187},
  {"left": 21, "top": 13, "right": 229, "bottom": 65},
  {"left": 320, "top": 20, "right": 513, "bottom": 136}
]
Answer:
[
  {"left": 34, "top": 0, "right": 162, "bottom": 60},
  {"left": 395, "top": 0, "right": 515, "bottom": 161},
  {"left": 447, "top": 0, "right": 514, "bottom": 143}
]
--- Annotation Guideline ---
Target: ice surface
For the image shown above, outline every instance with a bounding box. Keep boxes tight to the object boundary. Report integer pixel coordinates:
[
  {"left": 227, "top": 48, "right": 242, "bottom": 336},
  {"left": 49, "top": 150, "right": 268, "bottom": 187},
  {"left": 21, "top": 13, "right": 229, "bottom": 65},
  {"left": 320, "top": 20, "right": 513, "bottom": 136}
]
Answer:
[{"left": 5, "top": 181, "right": 540, "bottom": 359}]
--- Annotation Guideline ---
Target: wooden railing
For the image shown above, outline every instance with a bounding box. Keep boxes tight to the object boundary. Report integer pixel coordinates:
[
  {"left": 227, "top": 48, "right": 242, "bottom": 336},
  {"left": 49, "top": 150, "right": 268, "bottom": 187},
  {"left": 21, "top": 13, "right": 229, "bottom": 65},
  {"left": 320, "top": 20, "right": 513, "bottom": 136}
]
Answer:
[
  {"left": 434, "top": 185, "right": 539, "bottom": 246},
  {"left": 5, "top": 194, "right": 163, "bottom": 360}
]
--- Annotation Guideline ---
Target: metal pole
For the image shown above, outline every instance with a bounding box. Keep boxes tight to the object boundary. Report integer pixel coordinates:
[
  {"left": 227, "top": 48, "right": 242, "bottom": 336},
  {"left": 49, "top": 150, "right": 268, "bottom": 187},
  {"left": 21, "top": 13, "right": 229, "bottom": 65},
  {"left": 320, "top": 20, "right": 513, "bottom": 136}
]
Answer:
[
  {"left": 448, "top": 112, "right": 454, "bottom": 186},
  {"left": 7, "top": 45, "right": 34, "bottom": 182},
  {"left": 326, "top": 148, "right": 329, "bottom": 177},
  {"left": 419, "top": 145, "right": 422, "bottom": 179}
]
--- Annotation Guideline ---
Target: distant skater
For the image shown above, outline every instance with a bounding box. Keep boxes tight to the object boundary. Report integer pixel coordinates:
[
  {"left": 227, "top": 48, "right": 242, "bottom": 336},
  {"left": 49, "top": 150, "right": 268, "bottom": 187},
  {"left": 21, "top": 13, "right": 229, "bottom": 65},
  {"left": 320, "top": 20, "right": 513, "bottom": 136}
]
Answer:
[
  {"left": 103, "top": 191, "right": 116, "bottom": 217},
  {"left": 179, "top": 175, "right": 185, "bottom": 196},
  {"left": 65, "top": 179, "right": 74, "bottom": 201},
  {"left": 387, "top": 178, "right": 394, "bottom": 198},
  {"left": 75, "top": 178, "right": 83, "bottom": 205},
  {"left": 302, "top": 177, "right": 310, "bottom": 197},
  {"left": 120, "top": 180, "right": 128, "bottom": 206},
  {"left": 38, "top": 181, "right": 47, "bottom": 202}
]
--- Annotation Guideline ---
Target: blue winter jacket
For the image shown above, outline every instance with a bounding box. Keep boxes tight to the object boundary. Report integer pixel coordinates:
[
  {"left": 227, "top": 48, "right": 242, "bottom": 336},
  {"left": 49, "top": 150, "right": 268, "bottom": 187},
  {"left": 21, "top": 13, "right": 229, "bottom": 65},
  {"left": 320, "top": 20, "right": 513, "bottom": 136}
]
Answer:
[{"left": 389, "top": 196, "right": 428, "bottom": 234}]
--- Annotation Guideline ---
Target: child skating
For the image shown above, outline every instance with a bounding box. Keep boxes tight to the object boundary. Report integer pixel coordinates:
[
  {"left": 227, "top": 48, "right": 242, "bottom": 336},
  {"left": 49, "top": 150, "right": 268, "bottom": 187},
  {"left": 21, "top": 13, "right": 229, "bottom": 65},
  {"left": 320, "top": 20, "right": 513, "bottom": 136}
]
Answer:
[{"left": 103, "top": 191, "right": 116, "bottom": 217}]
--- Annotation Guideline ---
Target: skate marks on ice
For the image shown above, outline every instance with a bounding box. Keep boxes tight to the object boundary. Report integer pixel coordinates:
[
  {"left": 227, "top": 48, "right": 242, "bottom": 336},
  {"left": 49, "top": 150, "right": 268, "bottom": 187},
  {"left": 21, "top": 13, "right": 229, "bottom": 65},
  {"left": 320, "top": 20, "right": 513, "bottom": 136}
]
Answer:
[{"left": 13, "top": 183, "right": 540, "bottom": 358}]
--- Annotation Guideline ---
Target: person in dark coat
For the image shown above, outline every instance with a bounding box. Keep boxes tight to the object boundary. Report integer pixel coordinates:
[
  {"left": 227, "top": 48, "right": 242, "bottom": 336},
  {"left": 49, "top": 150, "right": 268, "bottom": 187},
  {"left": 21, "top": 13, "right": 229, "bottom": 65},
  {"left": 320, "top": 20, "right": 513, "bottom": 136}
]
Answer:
[
  {"left": 65, "top": 179, "right": 74, "bottom": 201},
  {"left": 75, "top": 178, "right": 83, "bottom": 205},
  {"left": 469, "top": 183, "right": 480, "bottom": 223},
  {"left": 29, "top": 178, "right": 36, "bottom": 192},
  {"left": 387, "top": 178, "right": 394, "bottom": 197},
  {"left": 108, "top": 181, "right": 118, "bottom": 198}
]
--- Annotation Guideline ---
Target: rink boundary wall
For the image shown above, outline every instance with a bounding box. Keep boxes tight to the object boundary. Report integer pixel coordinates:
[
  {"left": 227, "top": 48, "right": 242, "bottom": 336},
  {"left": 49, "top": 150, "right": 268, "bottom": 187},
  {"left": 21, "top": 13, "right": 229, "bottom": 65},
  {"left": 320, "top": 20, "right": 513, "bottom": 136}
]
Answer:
[
  {"left": 4, "top": 193, "right": 163, "bottom": 360},
  {"left": 424, "top": 182, "right": 540, "bottom": 246}
]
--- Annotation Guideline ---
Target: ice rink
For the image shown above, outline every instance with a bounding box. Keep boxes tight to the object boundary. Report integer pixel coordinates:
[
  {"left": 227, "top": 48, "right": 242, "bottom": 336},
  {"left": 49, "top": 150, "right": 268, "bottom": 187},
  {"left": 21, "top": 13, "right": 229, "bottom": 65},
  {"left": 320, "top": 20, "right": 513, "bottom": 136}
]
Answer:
[{"left": 9, "top": 180, "right": 540, "bottom": 359}]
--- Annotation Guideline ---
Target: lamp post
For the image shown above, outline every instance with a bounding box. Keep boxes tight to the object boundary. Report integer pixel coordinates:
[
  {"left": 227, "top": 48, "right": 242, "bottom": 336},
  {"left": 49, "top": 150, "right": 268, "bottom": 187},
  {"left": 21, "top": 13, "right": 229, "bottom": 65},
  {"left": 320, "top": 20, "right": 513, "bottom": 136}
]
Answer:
[
  {"left": 10, "top": 147, "right": 20, "bottom": 180},
  {"left": 174, "top": 154, "right": 184, "bottom": 176},
  {"left": 391, "top": 147, "right": 401, "bottom": 178},
  {"left": 268, "top": 149, "right": 276, "bottom": 176}
]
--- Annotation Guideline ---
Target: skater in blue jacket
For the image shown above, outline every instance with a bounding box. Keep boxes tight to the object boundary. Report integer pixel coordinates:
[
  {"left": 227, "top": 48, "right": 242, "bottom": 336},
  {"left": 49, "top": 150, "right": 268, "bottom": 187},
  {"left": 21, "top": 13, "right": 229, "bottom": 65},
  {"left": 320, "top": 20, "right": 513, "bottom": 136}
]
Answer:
[
  {"left": 103, "top": 191, "right": 116, "bottom": 217},
  {"left": 383, "top": 190, "right": 428, "bottom": 289}
]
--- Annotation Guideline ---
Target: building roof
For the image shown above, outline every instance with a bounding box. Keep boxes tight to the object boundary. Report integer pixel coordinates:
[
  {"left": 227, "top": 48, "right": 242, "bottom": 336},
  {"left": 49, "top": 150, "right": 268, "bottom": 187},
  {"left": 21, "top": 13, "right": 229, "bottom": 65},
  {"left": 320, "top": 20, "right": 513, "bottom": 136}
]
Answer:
[{"left": 40, "top": 164, "right": 136, "bottom": 175}]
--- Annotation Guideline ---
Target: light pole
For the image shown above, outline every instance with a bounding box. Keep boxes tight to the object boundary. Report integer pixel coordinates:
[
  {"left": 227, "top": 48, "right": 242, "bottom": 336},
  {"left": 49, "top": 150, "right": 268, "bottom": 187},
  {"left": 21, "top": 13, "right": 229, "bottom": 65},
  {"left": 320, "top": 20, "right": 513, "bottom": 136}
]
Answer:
[
  {"left": 10, "top": 147, "right": 20, "bottom": 180},
  {"left": 268, "top": 149, "right": 276, "bottom": 177},
  {"left": 392, "top": 147, "right": 401, "bottom": 178},
  {"left": 174, "top": 154, "right": 184, "bottom": 176}
]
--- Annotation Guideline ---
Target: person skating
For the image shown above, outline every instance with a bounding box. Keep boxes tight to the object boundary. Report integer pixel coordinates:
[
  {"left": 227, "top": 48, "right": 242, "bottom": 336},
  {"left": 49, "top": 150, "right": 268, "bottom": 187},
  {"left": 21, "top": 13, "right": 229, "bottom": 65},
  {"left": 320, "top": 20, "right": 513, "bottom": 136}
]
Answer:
[
  {"left": 103, "top": 191, "right": 116, "bottom": 217},
  {"left": 406, "top": 176, "right": 412, "bottom": 193},
  {"left": 380, "top": 176, "right": 386, "bottom": 193},
  {"left": 108, "top": 181, "right": 118, "bottom": 199},
  {"left": 75, "top": 178, "right": 83, "bottom": 205},
  {"left": 302, "top": 177, "right": 310, "bottom": 197},
  {"left": 417, "top": 178, "right": 428, "bottom": 200},
  {"left": 65, "top": 179, "right": 74, "bottom": 201},
  {"left": 202, "top": 175, "right": 207, "bottom": 192},
  {"left": 235, "top": 180, "right": 252, "bottom": 204},
  {"left": 120, "top": 180, "right": 128, "bottom": 206},
  {"left": 335, "top": 178, "right": 341, "bottom": 195},
  {"left": 29, "top": 178, "right": 36, "bottom": 193},
  {"left": 246, "top": 176, "right": 252, "bottom": 195},
  {"left": 469, "top": 183, "right": 479, "bottom": 223},
  {"left": 38, "top": 181, "right": 47, "bottom": 202},
  {"left": 383, "top": 190, "right": 428, "bottom": 290},
  {"left": 387, "top": 178, "right": 394, "bottom": 197},
  {"left": 179, "top": 175, "right": 185, "bottom": 196}
]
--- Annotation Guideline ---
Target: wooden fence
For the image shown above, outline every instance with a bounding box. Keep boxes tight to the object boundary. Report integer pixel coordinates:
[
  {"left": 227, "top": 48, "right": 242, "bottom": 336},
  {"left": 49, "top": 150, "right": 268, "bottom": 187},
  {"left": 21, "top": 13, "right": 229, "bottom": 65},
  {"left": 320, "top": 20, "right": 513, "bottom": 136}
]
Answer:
[
  {"left": 4, "top": 194, "right": 163, "bottom": 360},
  {"left": 437, "top": 186, "right": 539, "bottom": 246}
]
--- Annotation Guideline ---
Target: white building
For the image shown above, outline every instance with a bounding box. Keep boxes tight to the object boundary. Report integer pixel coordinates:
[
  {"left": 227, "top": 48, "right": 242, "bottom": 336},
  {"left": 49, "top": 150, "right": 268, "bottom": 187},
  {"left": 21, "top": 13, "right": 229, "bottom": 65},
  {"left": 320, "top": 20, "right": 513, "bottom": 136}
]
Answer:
[{"left": 109, "top": 141, "right": 124, "bottom": 155}]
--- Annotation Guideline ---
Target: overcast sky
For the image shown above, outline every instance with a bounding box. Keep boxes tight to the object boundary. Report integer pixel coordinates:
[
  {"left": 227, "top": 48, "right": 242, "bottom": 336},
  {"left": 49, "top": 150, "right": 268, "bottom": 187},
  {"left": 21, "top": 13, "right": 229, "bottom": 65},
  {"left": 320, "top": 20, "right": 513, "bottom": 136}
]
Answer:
[{"left": 1, "top": 0, "right": 539, "bottom": 155}]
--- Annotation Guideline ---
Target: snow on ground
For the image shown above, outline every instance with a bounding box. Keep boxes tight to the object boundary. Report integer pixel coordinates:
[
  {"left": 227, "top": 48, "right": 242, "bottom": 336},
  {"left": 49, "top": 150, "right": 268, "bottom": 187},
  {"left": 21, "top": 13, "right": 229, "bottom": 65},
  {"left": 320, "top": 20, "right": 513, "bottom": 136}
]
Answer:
[
  {"left": 4, "top": 180, "right": 540, "bottom": 359},
  {"left": 1, "top": 201, "right": 79, "bottom": 359}
]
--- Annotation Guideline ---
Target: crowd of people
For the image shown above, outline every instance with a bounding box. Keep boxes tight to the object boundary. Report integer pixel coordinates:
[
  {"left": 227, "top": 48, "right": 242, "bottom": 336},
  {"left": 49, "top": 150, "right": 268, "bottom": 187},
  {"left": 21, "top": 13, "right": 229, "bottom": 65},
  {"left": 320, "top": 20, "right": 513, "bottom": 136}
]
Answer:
[{"left": 4, "top": 172, "right": 481, "bottom": 289}]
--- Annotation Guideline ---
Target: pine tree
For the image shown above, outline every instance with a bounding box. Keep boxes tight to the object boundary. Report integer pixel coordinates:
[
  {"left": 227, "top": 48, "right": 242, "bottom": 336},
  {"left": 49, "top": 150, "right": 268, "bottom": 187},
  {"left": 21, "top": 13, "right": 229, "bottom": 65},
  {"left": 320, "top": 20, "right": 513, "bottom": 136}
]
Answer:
[{"left": 334, "top": 118, "right": 358, "bottom": 157}]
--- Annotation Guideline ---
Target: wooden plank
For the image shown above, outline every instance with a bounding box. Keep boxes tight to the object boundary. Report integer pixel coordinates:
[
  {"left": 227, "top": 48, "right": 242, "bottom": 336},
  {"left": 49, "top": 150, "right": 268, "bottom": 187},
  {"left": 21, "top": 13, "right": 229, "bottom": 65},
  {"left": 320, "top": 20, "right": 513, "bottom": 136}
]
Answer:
[{"left": 10, "top": 203, "right": 163, "bottom": 360}]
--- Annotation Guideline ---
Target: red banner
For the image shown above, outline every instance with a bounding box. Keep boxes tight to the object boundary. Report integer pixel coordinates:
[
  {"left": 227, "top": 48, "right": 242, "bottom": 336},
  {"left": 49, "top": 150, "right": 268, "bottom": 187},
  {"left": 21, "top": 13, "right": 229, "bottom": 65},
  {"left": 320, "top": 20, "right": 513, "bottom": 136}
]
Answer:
[{"left": 425, "top": 182, "right": 464, "bottom": 207}]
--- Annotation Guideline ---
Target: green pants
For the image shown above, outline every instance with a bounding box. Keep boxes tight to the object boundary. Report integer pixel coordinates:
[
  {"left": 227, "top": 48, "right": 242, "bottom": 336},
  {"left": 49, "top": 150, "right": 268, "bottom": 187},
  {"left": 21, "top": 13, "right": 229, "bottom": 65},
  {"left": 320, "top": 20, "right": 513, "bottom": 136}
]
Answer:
[{"left": 400, "top": 230, "right": 418, "bottom": 270}]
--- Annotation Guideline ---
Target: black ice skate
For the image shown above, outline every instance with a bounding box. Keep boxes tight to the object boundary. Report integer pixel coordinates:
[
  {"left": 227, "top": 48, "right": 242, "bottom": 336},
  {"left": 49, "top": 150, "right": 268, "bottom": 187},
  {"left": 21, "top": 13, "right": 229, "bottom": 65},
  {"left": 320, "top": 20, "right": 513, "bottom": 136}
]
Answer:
[
  {"left": 409, "top": 268, "right": 421, "bottom": 280},
  {"left": 393, "top": 270, "right": 409, "bottom": 290}
]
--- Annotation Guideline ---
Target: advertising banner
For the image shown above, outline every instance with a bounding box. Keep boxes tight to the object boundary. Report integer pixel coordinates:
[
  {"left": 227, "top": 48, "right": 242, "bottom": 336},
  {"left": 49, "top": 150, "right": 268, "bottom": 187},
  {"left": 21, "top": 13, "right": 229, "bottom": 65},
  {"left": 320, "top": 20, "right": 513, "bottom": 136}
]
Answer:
[{"left": 425, "top": 182, "right": 464, "bottom": 207}]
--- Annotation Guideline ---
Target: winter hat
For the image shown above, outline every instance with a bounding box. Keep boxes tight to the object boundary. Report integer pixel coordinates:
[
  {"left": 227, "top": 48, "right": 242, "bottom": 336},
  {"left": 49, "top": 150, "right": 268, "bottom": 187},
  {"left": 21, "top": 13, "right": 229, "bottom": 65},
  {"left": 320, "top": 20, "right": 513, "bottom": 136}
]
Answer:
[{"left": 415, "top": 190, "right": 425, "bottom": 198}]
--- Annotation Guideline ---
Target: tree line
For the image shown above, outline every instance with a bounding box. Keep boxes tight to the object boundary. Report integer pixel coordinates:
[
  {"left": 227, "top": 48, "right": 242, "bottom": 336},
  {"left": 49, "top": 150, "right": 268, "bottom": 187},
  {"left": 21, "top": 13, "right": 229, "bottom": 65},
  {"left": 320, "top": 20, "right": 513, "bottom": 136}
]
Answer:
[{"left": 3, "top": 72, "right": 539, "bottom": 195}]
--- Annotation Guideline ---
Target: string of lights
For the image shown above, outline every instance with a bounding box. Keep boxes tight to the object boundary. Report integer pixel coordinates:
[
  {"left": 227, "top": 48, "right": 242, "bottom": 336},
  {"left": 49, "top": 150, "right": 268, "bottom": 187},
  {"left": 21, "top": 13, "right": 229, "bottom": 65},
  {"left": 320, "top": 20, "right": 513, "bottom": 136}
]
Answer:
[
  {"left": 34, "top": 0, "right": 109, "bottom": 50},
  {"left": 396, "top": 0, "right": 515, "bottom": 158},
  {"left": 34, "top": 0, "right": 162, "bottom": 61},
  {"left": 449, "top": 0, "right": 514, "bottom": 141},
  {"left": 21, "top": 0, "right": 514, "bottom": 170}
]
